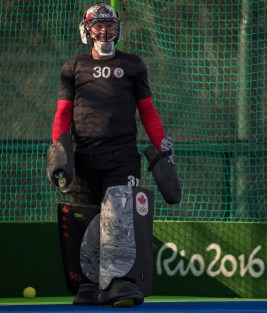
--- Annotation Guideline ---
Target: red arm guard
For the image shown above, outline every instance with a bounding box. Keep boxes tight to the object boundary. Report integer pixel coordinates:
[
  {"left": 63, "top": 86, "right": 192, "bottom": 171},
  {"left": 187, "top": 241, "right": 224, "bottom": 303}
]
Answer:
[
  {"left": 52, "top": 100, "right": 74, "bottom": 143},
  {"left": 137, "top": 96, "right": 166, "bottom": 151}
]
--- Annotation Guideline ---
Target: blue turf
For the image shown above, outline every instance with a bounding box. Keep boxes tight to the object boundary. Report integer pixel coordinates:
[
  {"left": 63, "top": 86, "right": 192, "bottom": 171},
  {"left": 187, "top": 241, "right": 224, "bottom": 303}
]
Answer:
[{"left": 0, "top": 301, "right": 267, "bottom": 313}]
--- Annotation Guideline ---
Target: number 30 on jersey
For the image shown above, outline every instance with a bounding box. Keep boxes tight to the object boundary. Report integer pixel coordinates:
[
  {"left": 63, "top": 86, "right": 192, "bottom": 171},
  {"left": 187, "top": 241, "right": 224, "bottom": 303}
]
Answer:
[{"left": 93, "top": 66, "right": 124, "bottom": 78}]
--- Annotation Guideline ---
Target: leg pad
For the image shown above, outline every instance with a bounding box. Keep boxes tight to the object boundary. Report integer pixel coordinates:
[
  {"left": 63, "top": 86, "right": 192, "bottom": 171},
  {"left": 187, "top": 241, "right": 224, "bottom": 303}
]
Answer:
[
  {"left": 58, "top": 202, "right": 100, "bottom": 294},
  {"left": 99, "top": 186, "right": 154, "bottom": 296}
]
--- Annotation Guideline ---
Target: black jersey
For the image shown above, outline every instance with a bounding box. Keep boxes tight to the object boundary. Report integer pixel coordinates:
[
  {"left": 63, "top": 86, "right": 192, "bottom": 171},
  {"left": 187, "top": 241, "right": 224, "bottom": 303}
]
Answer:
[{"left": 59, "top": 50, "right": 152, "bottom": 153}]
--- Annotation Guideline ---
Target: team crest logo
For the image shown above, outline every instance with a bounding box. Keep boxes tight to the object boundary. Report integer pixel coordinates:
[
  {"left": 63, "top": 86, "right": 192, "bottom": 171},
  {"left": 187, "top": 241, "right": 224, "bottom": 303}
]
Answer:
[
  {"left": 136, "top": 192, "right": 148, "bottom": 216},
  {"left": 114, "top": 68, "right": 124, "bottom": 78}
]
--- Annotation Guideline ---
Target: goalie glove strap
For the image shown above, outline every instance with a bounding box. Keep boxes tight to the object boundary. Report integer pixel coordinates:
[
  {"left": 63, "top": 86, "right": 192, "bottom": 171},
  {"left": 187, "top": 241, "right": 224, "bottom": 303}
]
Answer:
[{"left": 147, "top": 150, "right": 171, "bottom": 172}]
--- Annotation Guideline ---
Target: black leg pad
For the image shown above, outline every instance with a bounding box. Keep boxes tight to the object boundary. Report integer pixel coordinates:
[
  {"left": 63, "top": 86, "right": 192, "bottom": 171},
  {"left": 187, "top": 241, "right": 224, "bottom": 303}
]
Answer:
[{"left": 58, "top": 202, "right": 100, "bottom": 294}]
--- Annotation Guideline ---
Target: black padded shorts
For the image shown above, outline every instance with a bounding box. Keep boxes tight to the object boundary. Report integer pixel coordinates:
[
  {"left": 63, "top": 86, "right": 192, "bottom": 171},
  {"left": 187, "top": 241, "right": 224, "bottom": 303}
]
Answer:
[{"left": 72, "top": 146, "right": 141, "bottom": 205}]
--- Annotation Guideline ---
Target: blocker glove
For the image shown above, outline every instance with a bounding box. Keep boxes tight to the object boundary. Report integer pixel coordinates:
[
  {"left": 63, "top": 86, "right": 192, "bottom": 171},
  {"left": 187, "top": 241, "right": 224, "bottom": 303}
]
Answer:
[
  {"left": 145, "top": 136, "right": 181, "bottom": 204},
  {"left": 46, "top": 132, "right": 80, "bottom": 195}
]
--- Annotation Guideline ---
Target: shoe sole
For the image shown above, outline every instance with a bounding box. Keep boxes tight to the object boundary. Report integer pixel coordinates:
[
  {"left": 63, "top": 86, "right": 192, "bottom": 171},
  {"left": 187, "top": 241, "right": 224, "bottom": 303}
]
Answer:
[
  {"left": 112, "top": 299, "right": 135, "bottom": 307},
  {"left": 106, "top": 295, "right": 143, "bottom": 308}
]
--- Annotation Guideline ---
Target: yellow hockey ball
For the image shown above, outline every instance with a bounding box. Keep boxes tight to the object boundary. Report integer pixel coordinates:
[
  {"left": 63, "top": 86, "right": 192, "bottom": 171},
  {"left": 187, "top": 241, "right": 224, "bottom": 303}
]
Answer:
[{"left": 23, "top": 286, "right": 36, "bottom": 299}]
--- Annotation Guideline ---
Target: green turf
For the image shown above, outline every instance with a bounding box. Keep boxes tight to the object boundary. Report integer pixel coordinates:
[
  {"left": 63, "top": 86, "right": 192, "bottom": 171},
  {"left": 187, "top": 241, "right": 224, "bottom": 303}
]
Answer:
[
  {"left": 0, "top": 296, "right": 263, "bottom": 306},
  {"left": 0, "top": 297, "right": 73, "bottom": 305}
]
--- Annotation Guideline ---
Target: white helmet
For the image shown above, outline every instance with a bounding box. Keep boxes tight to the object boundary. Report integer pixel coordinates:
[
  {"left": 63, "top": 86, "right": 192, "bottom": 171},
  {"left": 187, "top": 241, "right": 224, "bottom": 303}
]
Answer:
[{"left": 79, "top": 3, "right": 120, "bottom": 56}]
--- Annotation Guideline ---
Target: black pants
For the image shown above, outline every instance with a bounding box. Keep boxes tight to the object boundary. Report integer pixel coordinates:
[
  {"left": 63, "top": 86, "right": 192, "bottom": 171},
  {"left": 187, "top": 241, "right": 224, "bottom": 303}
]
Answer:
[{"left": 72, "top": 146, "right": 141, "bottom": 205}]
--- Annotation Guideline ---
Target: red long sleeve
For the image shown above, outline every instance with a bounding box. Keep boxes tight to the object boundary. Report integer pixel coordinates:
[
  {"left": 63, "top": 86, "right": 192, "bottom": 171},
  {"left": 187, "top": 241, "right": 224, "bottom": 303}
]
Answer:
[
  {"left": 137, "top": 96, "right": 166, "bottom": 151},
  {"left": 52, "top": 100, "right": 74, "bottom": 143}
]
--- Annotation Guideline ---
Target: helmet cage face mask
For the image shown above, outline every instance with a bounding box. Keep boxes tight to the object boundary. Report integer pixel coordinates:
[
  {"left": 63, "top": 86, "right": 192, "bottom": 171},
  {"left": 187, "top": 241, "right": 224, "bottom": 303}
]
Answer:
[
  {"left": 89, "top": 21, "right": 118, "bottom": 43},
  {"left": 79, "top": 3, "right": 120, "bottom": 47}
]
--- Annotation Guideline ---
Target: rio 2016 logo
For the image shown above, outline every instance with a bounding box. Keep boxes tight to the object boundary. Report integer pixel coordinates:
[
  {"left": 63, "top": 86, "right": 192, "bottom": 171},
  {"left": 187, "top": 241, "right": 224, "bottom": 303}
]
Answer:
[{"left": 156, "top": 243, "right": 265, "bottom": 278}]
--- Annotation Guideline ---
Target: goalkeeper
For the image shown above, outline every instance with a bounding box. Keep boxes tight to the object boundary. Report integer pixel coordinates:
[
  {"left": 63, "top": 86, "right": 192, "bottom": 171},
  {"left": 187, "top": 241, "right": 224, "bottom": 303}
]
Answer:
[{"left": 50, "top": 2, "right": 176, "bottom": 308}]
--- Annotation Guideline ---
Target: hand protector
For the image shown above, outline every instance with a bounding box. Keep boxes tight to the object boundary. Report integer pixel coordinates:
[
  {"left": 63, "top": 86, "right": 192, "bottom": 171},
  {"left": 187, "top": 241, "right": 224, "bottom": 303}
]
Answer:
[
  {"left": 145, "top": 137, "right": 181, "bottom": 204},
  {"left": 47, "top": 133, "right": 80, "bottom": 194}
]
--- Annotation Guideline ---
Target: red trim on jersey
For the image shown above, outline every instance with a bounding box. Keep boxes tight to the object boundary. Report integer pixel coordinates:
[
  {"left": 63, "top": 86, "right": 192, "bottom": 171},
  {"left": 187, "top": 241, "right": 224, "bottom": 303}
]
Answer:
[
  {"left": 52, "top": 100, "right": 74, "bottom": 143},
  {"left": 137, "top": 96, "right": 166, "bottom": 151}
]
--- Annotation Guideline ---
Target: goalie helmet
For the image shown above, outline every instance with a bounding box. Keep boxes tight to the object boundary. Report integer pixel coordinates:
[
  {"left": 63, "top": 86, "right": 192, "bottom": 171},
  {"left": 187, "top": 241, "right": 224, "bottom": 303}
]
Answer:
[{"left": 79, "top": 3, "right": 120, "bottom": 55}]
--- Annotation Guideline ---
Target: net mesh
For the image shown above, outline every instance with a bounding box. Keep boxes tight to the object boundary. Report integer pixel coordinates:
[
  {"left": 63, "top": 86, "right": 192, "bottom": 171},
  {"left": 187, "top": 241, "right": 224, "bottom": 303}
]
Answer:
[{"left": 1, "top": 0, "right": 266, "bottom": 221}]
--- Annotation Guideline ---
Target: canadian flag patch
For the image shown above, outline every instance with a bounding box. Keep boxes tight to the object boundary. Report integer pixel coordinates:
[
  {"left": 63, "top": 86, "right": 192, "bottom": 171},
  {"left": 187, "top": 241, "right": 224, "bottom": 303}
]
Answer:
[{"left": 136, "top": 192, "right": 149, "bottom": 216}]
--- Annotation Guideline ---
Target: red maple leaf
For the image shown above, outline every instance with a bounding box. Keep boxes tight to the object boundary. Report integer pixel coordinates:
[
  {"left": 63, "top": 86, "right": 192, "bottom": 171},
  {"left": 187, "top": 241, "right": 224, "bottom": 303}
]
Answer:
[
  {"left": 61, "top": 206, "right": 69, "bottom": 214},
  {"left": 138, "top": 194, "right": 147, "bottom": 205}
]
